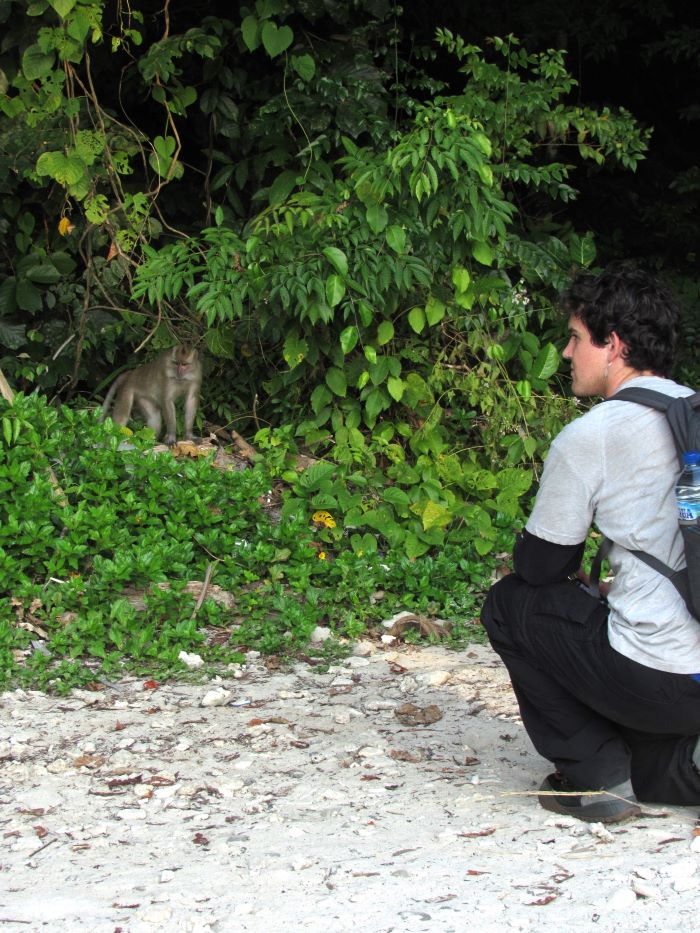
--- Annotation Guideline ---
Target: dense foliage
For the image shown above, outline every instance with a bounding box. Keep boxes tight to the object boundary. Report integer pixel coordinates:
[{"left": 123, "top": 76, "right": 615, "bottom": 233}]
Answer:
[{"left": 0, "top": 1, "right": 689, "bottom": 682}]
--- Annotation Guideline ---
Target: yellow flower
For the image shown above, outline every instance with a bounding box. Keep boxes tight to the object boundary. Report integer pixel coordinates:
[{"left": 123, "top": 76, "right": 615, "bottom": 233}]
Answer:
[
  {"left": 312, "top": 510, "right": 336, "bottom": 528},
  {"left": 58, "top": 217, "right": 74, "bottom": 236},
  {"left": 318, "top": 551, "right": 326, "bottom": 560}
]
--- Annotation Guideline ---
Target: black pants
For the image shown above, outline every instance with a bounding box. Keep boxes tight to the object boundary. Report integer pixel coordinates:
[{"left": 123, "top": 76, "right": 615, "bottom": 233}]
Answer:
[{"left": 481, "top": 574, "right": 700, "bottom": 804}]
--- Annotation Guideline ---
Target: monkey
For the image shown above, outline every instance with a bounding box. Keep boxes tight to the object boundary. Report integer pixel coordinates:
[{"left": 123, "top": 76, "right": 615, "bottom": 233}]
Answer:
[{"left": 101, "top": 345, "right": 202, "bottom": 445}]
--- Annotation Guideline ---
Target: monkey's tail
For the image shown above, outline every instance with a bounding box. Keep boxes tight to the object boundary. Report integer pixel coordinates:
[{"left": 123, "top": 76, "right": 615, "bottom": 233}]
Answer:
[{"left": 100, "top": 373, "right": 127, "bottom": 422}]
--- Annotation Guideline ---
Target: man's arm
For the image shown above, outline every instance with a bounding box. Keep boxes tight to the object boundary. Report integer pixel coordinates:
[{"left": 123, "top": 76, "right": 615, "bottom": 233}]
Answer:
[{"left": 513, "top": 529, "right": 585, "bottom": 586}]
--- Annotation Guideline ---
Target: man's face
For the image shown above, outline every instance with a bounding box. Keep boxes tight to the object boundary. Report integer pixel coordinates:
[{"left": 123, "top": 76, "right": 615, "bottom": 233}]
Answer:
[{"left": 562, "top": 315, "right": 610, "bottom": 397}]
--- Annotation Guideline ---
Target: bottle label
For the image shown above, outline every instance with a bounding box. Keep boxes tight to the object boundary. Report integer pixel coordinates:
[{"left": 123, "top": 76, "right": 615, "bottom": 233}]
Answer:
[{"left": 678, "top": 501, "right": 700, "bottom": 522}]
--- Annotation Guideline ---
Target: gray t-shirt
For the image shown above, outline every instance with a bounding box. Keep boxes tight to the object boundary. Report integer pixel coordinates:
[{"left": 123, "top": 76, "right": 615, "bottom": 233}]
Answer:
[{"left": 526, "top": 375, "right": 700, "bottom": 674}]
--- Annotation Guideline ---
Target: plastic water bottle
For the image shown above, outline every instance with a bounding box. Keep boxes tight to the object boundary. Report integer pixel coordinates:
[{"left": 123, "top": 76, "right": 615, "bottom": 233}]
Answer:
[{"left": 675, "top": 451, "right": 700, "bottom": 525}]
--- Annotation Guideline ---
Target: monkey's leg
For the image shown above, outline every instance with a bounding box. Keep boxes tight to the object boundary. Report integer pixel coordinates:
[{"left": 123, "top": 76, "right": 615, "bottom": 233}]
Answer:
[
  {"left": 162, "top": 398, "right": 178, "bottom": 445},
  {"left": 183, "top": 389, "right": 198, "bottom": 442},
  {"left": 138, "top": 398, "right": 163, "bottom": 439},
  {"left": 111, "top": 387, "right": 135, "bottom": 426}
]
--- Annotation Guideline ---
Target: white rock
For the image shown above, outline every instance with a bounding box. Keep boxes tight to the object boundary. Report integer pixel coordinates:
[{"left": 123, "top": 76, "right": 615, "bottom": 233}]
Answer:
[
  {"left": 588, "top": 822, "right": 614, "bottom": 842},
  {"left": 46, "top": 758, "right": 69, "bottom": 774},
  {"left": 663, "top": 858, "right": 697, "bottom": 879},
  {"left": 357, "top": 745, "right": 385, "bottom": 758},
  {"left": 134, "top": 784, "right": 153, "bottom": 798},
  {"left": 631, "top": 878, "right": 661, "bottom": 899},
  {"left": 352, "top": 640, "right": 375, "bottom": 657},
  {"left": 117, "top": 808, "right": 147, "bottom": 821},
  {"left": 674, "top": 875, "right": 700, "bottom": 892},
  {"left": 380, "top": 634, "right": 396, "bottom": 645},
  {"left": 344, "top": 656, "right": 370, "bottom": 668},
  {"left": 138, "top": 906, "right": 173, "bottom": 924},
  {"left": 160, "top": 869, "right": 175, "bottom": 883},
  {"left": 310, "top": 626, "right": 332, "bottom": 643},
  {"left": 399, "top": 675, "right": 419, "bottom": 693},
  {"left": 330, "top": 676, "right": 354, "bottom": 687},
  {"left": 634, "top": 867, "right": 657, "bottom": 881},
  {"left": 691, "top": 835, "right": 700, "bottom": 854},
  {"left": 201, "top": 687, "right": 231, "bottom": 707},
  {"left": 605, "top": 888, "right": 637, "bottom": 910},
  {"left": 178, "top": 650, "right": 204, "bottom": 669},
  {"left": 416, "top": 670, "right": 451, "bottom": 687}
]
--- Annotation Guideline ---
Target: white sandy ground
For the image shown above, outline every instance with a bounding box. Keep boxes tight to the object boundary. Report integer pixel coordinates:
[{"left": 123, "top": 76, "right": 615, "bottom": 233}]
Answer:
[{"left": 1, "top": 641, "right": 699, "bottom": 933}]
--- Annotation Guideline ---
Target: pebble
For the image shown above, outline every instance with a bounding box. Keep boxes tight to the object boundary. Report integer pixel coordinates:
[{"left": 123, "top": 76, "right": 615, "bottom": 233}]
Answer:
[
  {"left": 605, "top": 888, "right": 637, "bottom": 910},
  {"left": 178, "top": 650, "right": 204, "bottom": 669},
  {"left": 118, "top": 808, "right": 147, "bottom": 821},
  {"left": 416, "top": 670, "right": 451, "bottom": 687},
  {"left": 201, "top": 687, "right": 231, "bottom": 707},
  {"left": 310, "top": 626, "right": 332, "bottom": 643}
]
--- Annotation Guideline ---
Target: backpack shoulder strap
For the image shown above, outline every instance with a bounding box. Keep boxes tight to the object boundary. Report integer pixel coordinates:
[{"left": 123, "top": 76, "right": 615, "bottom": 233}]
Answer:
[
  {"left": 610, "top": 387, "right": 700, "bottom": 461},
  {"left": 610, "top": 386, "right": 672, "bottom": 411}
]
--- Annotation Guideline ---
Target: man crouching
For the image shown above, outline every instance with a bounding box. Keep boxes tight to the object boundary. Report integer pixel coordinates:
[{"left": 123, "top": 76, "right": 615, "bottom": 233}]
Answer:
[{"left": 481, "top": 265, "right": 700, "bottom": 822}]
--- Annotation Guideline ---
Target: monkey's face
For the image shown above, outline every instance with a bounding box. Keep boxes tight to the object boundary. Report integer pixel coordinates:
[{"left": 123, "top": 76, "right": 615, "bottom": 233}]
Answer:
[{"left": 172, "top": 346, "right": 198, "bottom": 379}]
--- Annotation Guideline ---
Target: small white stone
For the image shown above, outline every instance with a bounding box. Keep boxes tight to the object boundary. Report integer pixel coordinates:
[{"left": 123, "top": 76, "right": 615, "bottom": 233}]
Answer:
[
  {"left": 690, "top": 835, "right": 700, "bottom": 854},
  {"left": 416, "top": 670, "right": 451, "bottom": 687},
  {"left": 178, "top": 650, "right": 204, "bottom": 669},
  {"left": 631, "top": 878, "right": 661, "bottom": 899},
  {"left": 117, "top": 808, "right": 147, "bottom": 821},
  {"left": 344, "top": 656, "right": 370, "bottom": 668},
  {"left": 634, "top": 867, "right": 656, "bottom": 881},
  {"left": 310, "top": 626, "right": 332, "bottom": 643},
  {"left": 46, "top": 758, "right": 69, "bottom": 774},
  {"left": 674, "top": 876, "right": 700, "bottom": 892},
  {"left": 160, "top": 869, "right": 176, "bottom": 883},
  {"left": 134, "top": 784, "right": 153, "bottom": 798},
  {"left": 605, "top": 888, "right": 637, "bottom": 910},
  {"left": 201, "top": 687, "right": 231, "bottom": 707},
  {"left": 380, "top": 634, "right": 396, "bottom": 645},
  {"left": 663, "top": 858, "right": 697, "bottom": 879},
  {"left": 381, "top": 610, "right": 415, "bottom": 630},
  {"left": 352, "top": 640, "right": 375, "bottom": 657}
]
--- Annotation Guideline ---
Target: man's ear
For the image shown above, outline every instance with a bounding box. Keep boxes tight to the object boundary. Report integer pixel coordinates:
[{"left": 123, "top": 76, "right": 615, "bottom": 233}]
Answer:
[{"left": 607, "top": 330, "right": 628, "bottom": 362}]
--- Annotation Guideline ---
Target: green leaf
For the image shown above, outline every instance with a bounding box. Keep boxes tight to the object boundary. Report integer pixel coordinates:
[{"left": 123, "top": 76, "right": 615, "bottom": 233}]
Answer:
[
  {"left": 385, "top": 225, "right": 406, "bottom": 254},
  {"left": 261, "top": 21, "right": 293, "bottom": 58},
  {"left": 531, "top": 343, "right": 560, "bottom": 380},
  {"left": 364, "top": 386, "right": 389, "bottom": 422},
  {"left": 387, "top": 376, "right": 404, "bottom": 402},
  {"left": 382, "top": 487, "right": 410, "bottom": 509},
  {"left": 269, "top": 169, "right": 296, "bottom": 207},
  {"left": 569, "top": 232, "right": 596, "bottom": 267},
  {"left": 22, "top": 44, "right": 55, "bottom": 80},
  {"left": 339, "top": 325, "right": 359, "bottom": 355},
  {"left": 291, "top": 53, "right": 315, "bottom": 81},
  {"left": 408, "top": 306, "right": 426, "bottom": 334},
  {"left": 376, "top": 320, "right": 394, "bottom": 345},
  {"left": 425, "top": 295, "right": 446, "bottom": 326},
  {"left": 283, "top": 332, "right": 309, "bottom": 369},
  {"left": 36, "top": 151, "right": 84, "bottom": 185},
  {"left": 322, "top": 246, "right": 348, "bottom": 277},
  {"left": 325, "top": 274, "right": 345, "bottom": 308},
  {"left": 326, "top": 367, "right": 347, "bottom": 397},
  {"left": 0, "top": 278, "right": 17, "bottom": 315},
  {"left": 366, "top": 203, "right": 387, "bottom": 234},
  {"left": 0, "top": 321, "right": 25, "bottom": 349},
  {"left": 452, "top": 267, "right": 471, "bottom": 292},
  {"left": 241, "top": 14, "right": 260, "bottom": 51},
  {"left": 25, "top": 263, "right": 61, "bottom": 285},
  {"left": 16, "top": 280, "right": 42, "bottom": 313},
  {"left": 472, "top": 241, "right": 493, "bottom": 266},
  {"left": 473, "top": 132, "right": 492, "bottom": 157},
  {"left": 48, "top": 0, "right": 76, "bottom": 18},
  {"left": 364, "top": 345, "right": 377, "bottom": 364},
  {"left": 310, "top": 385, "right": 332, "bottom": 415},
  {"left": 404, "top": 533, "right": 431, "bottom": 559},
  {"left": 420, "top": 499, "right": 452, "bottom": 531}
]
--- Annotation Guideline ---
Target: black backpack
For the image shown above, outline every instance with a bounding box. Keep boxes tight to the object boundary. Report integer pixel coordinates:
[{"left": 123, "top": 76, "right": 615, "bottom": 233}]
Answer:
[{"left": 590, "top": 387, "right": 700, "bottom": 618}]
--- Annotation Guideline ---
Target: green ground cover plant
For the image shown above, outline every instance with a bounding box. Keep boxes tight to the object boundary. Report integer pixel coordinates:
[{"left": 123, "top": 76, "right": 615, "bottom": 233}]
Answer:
[{"left": 0, "top": 392, "right": 500, "bottom": 692}]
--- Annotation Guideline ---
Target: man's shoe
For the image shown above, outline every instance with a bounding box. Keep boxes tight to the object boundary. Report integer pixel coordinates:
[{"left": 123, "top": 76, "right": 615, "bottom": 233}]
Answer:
[{"left": 538, "top": 772, "right": 641, "bottom": 824}]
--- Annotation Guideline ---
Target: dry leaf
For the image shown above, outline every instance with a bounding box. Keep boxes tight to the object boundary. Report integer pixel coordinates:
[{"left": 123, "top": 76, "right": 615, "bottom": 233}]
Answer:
[{"left": 394, "top": 702, "right": 443, "bottom": 726}]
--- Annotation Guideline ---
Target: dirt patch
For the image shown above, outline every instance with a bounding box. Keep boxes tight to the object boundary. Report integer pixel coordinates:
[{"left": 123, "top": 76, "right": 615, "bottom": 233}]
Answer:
[{"left": 1, "top": 643, "right": 698, "bottom": 932}]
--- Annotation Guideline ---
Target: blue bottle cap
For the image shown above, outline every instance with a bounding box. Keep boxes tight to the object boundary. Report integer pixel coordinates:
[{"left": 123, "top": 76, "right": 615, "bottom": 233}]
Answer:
[{"left": 683, "top": 451, "right": 700, "bottom": 465}]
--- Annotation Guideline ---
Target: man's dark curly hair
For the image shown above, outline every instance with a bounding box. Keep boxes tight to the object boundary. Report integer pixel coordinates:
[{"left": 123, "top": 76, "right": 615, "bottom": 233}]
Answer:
[{"left": 561, "top": 264, "right": 680, "bottom": 376}]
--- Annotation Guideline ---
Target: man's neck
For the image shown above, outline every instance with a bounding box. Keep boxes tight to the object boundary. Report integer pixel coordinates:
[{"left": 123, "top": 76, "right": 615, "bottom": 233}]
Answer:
[{"left": 604, "top": 367, "right": 656, "bottom": 398}]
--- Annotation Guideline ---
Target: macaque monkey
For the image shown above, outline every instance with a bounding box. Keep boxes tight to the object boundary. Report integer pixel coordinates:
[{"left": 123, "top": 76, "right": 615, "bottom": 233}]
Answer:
[{"left": 101, "top": 345, "right": 201, "bottom": 444}]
